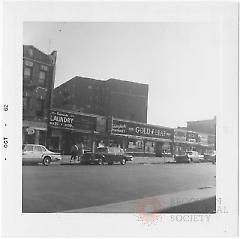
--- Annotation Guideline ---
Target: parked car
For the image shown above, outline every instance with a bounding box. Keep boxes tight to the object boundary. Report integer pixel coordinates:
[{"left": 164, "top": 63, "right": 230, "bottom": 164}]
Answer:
[
  {"left": 204, "top": 151, "right": 216, "bottom": 162},
  {"left": 211, "top": 154, "right": 216, "bottom": 164},
  {"left": 199, "top": 154, "right": 204, "bottom": 161},
  {"left": 81, "top": 146, "right": 133, "bottom": 165},
  {"left": 186, "top": 151, "right": 200, "bottom": 162},
  {"left": 174, "top": 154, "right": 191, "bottom": 163},
  {"left": 22, "top": 144, "right": 62, "bottom": 166}
]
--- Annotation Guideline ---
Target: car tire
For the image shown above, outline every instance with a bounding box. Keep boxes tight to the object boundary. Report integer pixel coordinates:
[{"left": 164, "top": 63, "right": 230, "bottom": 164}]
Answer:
[
  {"left": 43, "top": 156, "right": 51, "bottom": 166},
  {"left": 121, "top": 159, "right": 126, "bottom": 165}
]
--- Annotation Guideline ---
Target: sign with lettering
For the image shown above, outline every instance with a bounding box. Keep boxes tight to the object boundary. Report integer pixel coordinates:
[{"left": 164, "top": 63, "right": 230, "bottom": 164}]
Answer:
[
  {"left": 26, "top": 127, "right": 35, "bottom": 135},
  {"left": 110, "top": 119, "right": 173, "bottom": 140},
  {"left": 186, "top": 131, "right": 199, "bottom": 143},
  {"left": 174, "top": 129, "right": 187, "bottom": 142},
  {"left": 49, "top": 110, "right": 96, "bottom": 131}
]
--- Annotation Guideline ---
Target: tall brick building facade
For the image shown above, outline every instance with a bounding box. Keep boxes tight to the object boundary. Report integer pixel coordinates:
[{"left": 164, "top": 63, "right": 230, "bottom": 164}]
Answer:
[
  {"left": 53, "top": 77, "right": 148, "bottom": 123},
  {"left": 23, "top": 45, "right": 57, "bottom": 145},
  {"left": 105, "top": 78, "right": 148, "bottom": 122},
  {"left": 187, "top": 117, "right": 216, "bottom": 135}
]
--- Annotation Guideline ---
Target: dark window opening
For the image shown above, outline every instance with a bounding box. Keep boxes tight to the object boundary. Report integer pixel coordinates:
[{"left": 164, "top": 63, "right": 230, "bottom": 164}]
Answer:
[{"left": 36, "top": 99, "right": 45, "bottom": 117}]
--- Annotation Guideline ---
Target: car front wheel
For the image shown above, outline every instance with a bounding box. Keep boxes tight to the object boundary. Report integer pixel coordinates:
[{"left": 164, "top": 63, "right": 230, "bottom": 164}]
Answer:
[{"left": 43, "top": 156, "right": 51, "bottom": 166}]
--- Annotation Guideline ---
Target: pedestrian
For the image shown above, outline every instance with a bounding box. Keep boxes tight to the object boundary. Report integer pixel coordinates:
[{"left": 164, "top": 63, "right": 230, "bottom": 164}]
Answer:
[
  {"left": 98, "top": 140, "right": 104, "bottom": 148},
  {"left": 70, "top": 143, "right": 78, "bottom": 164},
  {"left": 77, "top": 142, "right": 84, "bottom": 162}
]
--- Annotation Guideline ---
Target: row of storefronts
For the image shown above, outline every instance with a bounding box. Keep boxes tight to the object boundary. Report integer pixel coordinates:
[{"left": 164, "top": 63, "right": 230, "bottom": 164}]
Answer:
[{"left": 34, "top": 108, "right": 216, "bottom": 156}]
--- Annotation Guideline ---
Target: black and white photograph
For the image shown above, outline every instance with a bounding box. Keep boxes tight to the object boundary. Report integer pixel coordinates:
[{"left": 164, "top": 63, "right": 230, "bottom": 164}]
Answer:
[
  {"left": 1, "top": 1, "right": 238, "bottom": 237},
  {"left": 22, "top": 21, "right": 217, "bottom": 214}
]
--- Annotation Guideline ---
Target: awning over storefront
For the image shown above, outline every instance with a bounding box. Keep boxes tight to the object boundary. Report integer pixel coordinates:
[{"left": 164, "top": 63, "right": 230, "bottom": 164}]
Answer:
[
  {"left": 49, "top": 125, "right": 94, "bottom": 134},
  {"left": 23, "top": 120, "right": 47, "bottom": 131},
  {"left": 111, "top": 133, "right": 172, "bottom": 142}
]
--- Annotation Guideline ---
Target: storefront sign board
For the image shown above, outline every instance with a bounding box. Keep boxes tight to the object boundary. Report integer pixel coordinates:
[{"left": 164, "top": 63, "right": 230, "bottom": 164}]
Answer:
[
  {"left": 110, "top": 119, "right": 173, "bottom": 140},
  {"left": 49, "top": 110, "right": 96, "bottom": 131}
]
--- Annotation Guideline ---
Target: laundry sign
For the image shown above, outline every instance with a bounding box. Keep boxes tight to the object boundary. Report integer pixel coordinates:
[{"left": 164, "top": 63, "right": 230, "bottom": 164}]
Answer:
[{"left": 48, "top": 109, "right": 96, "bottom": 131}]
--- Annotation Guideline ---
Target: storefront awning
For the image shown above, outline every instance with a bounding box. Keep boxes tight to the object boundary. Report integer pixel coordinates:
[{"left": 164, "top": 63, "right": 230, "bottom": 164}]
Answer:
[
  {"left": 23, "top": 120, "right": 47, "bottom": 131},
  {"left": 111, "top": 133, "right": 172, "bottom": 142},
  {"left": 50, "top": 126, "right": 94, "bottom": 134}
]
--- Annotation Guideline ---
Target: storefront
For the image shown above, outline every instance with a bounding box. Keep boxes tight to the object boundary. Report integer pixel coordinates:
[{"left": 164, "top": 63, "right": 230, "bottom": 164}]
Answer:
[
  {"left": 48, "top": 109, "right": 107, "bottom": 154},
  {"left": 174, "top": 129, "right": 215, "bottom": 155},
  {"left": 108, "top": 118, "right": 174, "bottom": 156},
  {"left": 22, "top": 120, "right": 47, "bottom": 145}
]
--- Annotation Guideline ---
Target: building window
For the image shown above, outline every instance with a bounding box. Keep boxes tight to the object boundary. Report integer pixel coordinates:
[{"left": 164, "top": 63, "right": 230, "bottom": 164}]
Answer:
[
  {"left": 25, "top": 60, "right": 33, "bottom": 67},
  {"left": 39, "top": 71, "right": 46, "bottom": 85},
  {"left": 40, "top": 65, "right": 48, "bottom": 71},
  {"left": 24, "top": 67, "right": 31, "bottom": 78},
  {"left": 28, "top": 48, "right": 33, "bottom": 57},
  {"left": 36, "top": 99, "right": 45, "bottom": 117}
]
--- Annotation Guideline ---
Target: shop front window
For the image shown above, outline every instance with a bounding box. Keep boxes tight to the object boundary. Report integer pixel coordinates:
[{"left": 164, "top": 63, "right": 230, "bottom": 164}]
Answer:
[
  {"left": 126, "top": 139, "right": 144, "bottom": 153},
  {"left": 145, "top": 141, "right": 155, "bottom": 153}
]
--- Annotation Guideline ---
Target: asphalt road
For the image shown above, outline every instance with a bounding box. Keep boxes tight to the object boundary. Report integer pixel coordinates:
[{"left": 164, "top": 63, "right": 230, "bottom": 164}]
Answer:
[{"left": 22, "top": 162, "right": 216, "bottom": 213}]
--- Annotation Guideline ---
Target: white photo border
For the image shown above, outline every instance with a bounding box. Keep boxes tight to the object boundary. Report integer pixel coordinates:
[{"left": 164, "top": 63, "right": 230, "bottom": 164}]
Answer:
[{"left": 1, "top": 1, "right": 238, "bottom": 237}]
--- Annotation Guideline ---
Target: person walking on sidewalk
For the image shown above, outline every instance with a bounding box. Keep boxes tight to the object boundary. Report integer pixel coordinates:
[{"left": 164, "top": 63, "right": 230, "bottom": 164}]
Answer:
[
  {"left": 70, "top": 143, "right": 79, "bottom": 164},
  {"left": 77, "top": 142, "right": 84, "bottom": 162}
]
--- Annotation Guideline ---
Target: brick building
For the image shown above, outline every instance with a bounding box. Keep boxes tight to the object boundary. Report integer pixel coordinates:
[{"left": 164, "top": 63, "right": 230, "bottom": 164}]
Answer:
[
  {"left": 105, "top": 78, "right": 148, "bottom": 122},
  {"left": 187, "top": 117, "right": 216, "bottom": 135},
  {"left": 23, "top": 45, "right": 57, "bottom": 145},
  {"left": 185, "top": 117, "right": 216, "bottom": 151},
  {"left": 53, "top": 77, "right": 148, "bottom": 123}
]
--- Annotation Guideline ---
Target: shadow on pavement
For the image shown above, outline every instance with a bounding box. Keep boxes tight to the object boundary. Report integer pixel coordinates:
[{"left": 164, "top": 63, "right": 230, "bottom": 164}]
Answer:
[{"left": 159, "top": 196, "right": 216, "bottom": 213}]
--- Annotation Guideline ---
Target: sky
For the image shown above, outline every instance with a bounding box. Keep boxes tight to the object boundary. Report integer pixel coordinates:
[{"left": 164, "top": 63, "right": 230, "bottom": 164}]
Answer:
[{"left": 23, "top": 22, "right": 219, "bottom": 128}]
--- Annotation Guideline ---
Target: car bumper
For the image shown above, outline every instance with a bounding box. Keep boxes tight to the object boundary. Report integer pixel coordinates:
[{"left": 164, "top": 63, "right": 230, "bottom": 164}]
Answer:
[{"left": 52, "top": 156, "right": 62, "bottom": 161}]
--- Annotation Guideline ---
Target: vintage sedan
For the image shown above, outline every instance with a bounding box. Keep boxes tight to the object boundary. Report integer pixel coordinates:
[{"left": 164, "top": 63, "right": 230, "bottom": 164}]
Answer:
[
  {"left": 204, "top": 151, "right": 216, "bottom": 163},
  {"left": 22, "top": 144, "right": 62, "bottom": 166},
  {"left": 81, "top": 146, "right": 133, "bottom": 165},
  {"left": 186, "top": 151, "right": 200, "bottom": 162},
  {"left": 174, "top": 154, "right": 191, "bottom": 163}
]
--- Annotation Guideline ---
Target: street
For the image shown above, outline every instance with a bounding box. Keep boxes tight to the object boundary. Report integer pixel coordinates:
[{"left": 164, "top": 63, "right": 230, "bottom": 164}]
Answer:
[{"left": 22, "top": 162, "right": 216, "bottom": 213}]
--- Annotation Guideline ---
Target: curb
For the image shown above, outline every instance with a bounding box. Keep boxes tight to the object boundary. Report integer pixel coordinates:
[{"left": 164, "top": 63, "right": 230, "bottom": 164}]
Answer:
[{"left": 61, "top": 187, "right": 216, "bottom": 213}]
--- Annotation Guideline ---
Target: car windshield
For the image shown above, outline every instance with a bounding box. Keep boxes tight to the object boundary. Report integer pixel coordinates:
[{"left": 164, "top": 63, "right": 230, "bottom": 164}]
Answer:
[{"left": 41, "top": 146, "right": 47, "bottom": 152}]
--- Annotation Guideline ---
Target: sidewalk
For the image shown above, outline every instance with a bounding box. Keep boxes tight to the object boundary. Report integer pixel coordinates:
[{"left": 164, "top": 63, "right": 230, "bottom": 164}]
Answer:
[{"left": 60, "top": 155, "right": 175, "bottom": 165}]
